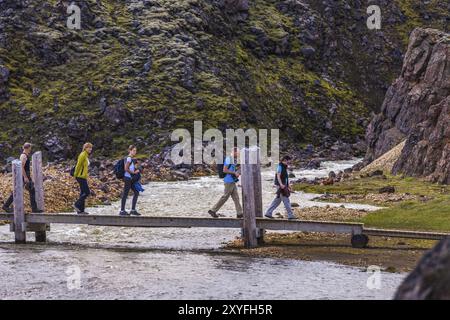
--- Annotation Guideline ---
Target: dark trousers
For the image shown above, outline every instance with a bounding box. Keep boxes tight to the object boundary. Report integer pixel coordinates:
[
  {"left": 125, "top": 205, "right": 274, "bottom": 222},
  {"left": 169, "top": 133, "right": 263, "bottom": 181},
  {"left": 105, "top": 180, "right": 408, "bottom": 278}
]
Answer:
[
  {"left": 121, "top": 177, "right": 139, "bottom": 211},
  {"left": 75, "top": 178, "right": 90, "bottom": 212},
  {"left": 4, "top": 179, "right": 38, "bottom": 212}
]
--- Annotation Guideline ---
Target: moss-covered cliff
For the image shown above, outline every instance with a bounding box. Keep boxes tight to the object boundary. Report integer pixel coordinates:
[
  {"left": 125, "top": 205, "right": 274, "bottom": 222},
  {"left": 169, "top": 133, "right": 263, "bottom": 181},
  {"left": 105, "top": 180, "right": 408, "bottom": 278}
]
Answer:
[{"left": 0, "top": 0, "right": 448, "bottom": 160}]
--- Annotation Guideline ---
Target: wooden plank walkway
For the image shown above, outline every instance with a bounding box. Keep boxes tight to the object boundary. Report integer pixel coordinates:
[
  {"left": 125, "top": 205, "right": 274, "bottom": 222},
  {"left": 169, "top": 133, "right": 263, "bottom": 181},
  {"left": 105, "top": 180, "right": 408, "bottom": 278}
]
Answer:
[
  {"left": 2, "top": 213, "right": 448, "bottom": 240},
  {"left": 0, "top": 213, "right": 364, "bottom": 235}
]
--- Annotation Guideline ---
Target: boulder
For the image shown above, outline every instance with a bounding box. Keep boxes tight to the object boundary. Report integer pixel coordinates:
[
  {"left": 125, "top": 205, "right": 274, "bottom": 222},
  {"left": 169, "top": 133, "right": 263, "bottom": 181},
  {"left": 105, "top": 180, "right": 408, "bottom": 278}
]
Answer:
[
  {"left": 321, "top": 178, "right": 334, "bottom": 186},
  {"left": 301, "top": 46, "right": 316, "bottom": 58},
  {"left": 43, "top": 135, "right": 69, "bottom": 161},
  {"left": 143, "top": 59, "right": 152, "bottom": 73},
  {"left": 0, "top": 64, "right": 9, "bottom": 102},
  {"left": 395, "top": 238, "right": 450, "bottom": 300},
  {"left": 4, "top": 156, "right": 15, "bottom": 173},
  {"left": 305, "top": 158, "right": 321, "bottom": 169},
  {"left": 379, "top": 186, "right": 395, "bottom": 194},
  {"left": 344, "top": 168, "right": 353, "bottom": 174},
  {"left": 223, "top": 0, "right": 249, "bottom": 12},
  {"left": 0, "top": 65, "right": 9, "bottom": 83},
  {"left": 171, "top": 168, "right": 190, "bottom": 180},
  {"left": 103, "top": 105, "right": 132, "bottom": 126},
  {"left": 367, "top": 170, "right": 383, "bottom": 177}
]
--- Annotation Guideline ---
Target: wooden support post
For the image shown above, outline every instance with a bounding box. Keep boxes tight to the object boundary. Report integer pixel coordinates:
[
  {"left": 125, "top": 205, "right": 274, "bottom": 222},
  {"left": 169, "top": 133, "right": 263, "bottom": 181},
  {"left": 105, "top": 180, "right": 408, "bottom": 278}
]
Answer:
[
  {"left": 240, "top": 147, "right": 259, "bottom": 248},
  {"left": 251, "top": 149, "right": 264, "bottom": 244},
  {"left": 12, "top": 160, "right": 26, "bottom": 244},
  {"left": 32, "top": 151, "right": 46, "bottom": 242}
]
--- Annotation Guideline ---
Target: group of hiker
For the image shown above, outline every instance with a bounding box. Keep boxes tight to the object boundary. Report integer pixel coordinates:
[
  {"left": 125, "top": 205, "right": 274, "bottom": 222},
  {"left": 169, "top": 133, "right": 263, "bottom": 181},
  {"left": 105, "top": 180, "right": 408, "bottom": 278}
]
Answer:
[
  {"left": 208, "top": 148, "right": 297, "bottom": 220},
  {"left": 2, "top": 143, "right": 297, "bottom": 220},
  {"left": 71, "top": 143, "right": 143, "bottom": 216}
]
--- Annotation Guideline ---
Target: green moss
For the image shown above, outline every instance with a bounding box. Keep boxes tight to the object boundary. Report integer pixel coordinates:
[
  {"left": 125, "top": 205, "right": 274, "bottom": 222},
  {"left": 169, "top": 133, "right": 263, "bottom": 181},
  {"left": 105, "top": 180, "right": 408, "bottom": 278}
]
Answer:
[
  {"left": 1, "top": 0, "right": 446, "bottom": 158},
  {"left": 295, "top": 174, "right": 449, "bottom": 197},
  {"left": 393, "top": 0, "right": 449, "bottom": 45},
  {"left": 361, "top": 196, "right": 450, "bottom": 232},
  {"left": 394, "top": 0, "right": 423, "bottom": 45},
  {"left": 295, "top": 175, "right": 450, "bottom": 232}
]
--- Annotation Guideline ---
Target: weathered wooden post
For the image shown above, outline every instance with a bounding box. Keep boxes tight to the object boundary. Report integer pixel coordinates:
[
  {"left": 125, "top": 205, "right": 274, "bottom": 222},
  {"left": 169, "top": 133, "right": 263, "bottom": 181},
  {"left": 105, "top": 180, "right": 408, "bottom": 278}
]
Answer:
[
  {"left": 251, "top": 148, "right": 264, "bottom": 244},
  {"left": 12, "top": 159, "right": 26, "bottom": 243},
  {"left": 240, "top": 146, "right": 260, "bottom": 248},
  {"left": 32, "top": 151, "right": 47, "bottom": 242}
]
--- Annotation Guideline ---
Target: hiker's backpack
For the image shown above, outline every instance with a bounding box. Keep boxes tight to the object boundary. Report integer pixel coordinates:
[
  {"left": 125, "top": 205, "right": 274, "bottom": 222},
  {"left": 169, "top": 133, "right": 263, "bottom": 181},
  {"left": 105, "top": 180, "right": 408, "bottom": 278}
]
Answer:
[
  {"left": 217, "top": 158, "right": 235, "bottom": 179},
  {"left": 113, "top": 158, "right": 126, "bottom": 179},
  {"left": 217, "top": 162, "right": 226, "bottom": 179},
  {"left": 69, "top": 166, "right": 76, "bottom": 177}
]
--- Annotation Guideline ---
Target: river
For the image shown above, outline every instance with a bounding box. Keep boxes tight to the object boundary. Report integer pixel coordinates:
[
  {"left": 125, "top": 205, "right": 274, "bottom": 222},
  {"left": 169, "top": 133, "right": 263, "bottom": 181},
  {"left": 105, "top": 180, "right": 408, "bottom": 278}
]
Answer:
[{"left": 0, "top": 159, "right": 405, "bottom": 299}]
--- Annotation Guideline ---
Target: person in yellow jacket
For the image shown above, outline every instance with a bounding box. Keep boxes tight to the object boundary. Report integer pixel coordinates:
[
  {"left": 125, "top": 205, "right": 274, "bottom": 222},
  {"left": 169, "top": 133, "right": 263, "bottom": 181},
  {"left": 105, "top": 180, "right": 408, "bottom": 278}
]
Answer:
[{"left": 73, "top": 143, "right": 93, "bottom": 215}]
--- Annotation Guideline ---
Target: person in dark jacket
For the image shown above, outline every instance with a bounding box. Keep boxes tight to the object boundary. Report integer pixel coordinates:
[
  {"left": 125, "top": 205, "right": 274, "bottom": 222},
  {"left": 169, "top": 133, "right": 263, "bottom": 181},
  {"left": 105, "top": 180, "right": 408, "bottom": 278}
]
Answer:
[
  {"left": 2, "top": 143, "right": 42, "bottom": 213},
  {"left": 264, "top": 155, "right": 297, "bottom": 220}
]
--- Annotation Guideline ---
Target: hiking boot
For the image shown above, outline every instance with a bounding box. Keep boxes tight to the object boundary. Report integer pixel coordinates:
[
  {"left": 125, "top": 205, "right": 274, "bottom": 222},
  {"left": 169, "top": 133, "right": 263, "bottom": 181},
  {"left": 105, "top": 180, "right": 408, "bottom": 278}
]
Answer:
[
  {"left": 73, "top": 204, "right": 82, "bottom": 214},
  {"left": 264, "top": 214, "right": 274, "bottom": 219},
  {"left": 130, "top": 210, "right": 141, "bottom": 216},
  {"left": 32, "top": 209, "right": 44, "bottom": 213},
  {"left": 119, "top": 210, "right": 130, "bottom": 216},
  {"left": 288, "top": 216, "right": 298, "bottom": 220},
  {"left": 208, "top": 210, "right": 219, "bottom": 218},
  {"left": 2, "top": 206, "right": 13, "bottom": 213}
]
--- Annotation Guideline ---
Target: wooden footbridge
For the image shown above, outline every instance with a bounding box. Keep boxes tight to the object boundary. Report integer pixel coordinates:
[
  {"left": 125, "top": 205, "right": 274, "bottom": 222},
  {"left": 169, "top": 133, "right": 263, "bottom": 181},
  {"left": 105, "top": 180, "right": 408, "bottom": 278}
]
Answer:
[{"left": 0, "top": 149, "right": 448, "bottom": 248}]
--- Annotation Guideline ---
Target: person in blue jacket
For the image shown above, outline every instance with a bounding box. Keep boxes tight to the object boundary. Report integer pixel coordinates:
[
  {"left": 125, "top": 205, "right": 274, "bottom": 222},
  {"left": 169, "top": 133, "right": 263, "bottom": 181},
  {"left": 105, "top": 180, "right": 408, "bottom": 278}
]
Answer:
[{"left": 208, "top": 148, "right": 243, "bottom": 218}]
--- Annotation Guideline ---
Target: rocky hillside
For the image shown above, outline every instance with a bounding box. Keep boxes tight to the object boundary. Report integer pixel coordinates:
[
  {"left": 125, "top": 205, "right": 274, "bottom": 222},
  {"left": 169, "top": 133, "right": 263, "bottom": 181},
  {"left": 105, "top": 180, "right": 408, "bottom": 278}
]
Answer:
[
  {"left": 0, "top": 0, "right": 448, "bottom": 161},
  {"left": 364, "top": 28, "right": 449, "bottom": 184}
]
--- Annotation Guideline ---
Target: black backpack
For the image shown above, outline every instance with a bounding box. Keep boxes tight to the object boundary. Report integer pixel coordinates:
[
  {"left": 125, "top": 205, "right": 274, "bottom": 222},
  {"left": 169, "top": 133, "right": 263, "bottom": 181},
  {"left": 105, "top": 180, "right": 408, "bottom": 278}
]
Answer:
[
  {"left": 217, "top": 162, "right": 226, "bottom": 178},
  {"left": 114, "top": 158, "right": 126, "bottom": 179},
  {"left": 70, "top": 166, "right": 76, "bottom": 177},
  {"left": 217, "top": 158, "right": 235, "bottom": 179}
]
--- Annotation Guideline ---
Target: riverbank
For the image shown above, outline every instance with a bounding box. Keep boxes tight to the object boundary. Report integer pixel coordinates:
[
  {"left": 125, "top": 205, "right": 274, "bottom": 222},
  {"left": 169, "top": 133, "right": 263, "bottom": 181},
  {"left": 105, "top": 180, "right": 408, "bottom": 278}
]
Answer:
[
  {"left": 226, "top": 172, "right": 448, "bottom": 272},
  {"left": 226, "top": 232, "right": 435, "bottom": 273},
  {"left": 226, "top": 204, "right": 438, "bottom": 272},
  {"left": 295, "top": 174, "right": 450, "bottom": 232}
]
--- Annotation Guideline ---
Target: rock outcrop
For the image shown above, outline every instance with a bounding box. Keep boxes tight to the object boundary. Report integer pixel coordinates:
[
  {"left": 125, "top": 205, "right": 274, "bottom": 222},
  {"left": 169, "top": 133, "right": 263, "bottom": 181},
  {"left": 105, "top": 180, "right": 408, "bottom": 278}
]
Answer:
[
  {"left": 364, "top": 28, "right": 450, "bottom": 183},
  {"left": 395, "top": 238, "right": 450, "bottom": 300}
]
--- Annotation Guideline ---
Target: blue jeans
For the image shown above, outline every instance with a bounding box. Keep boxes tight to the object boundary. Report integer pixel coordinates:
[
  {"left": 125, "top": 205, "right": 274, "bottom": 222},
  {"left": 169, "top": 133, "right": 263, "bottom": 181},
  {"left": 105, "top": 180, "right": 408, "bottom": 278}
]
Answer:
[
  {"left": 75, "top": 178, "right": 90, "bottom": 212},
  {"left": 265, "top": 189, "right": 294, "bottom": 218}
]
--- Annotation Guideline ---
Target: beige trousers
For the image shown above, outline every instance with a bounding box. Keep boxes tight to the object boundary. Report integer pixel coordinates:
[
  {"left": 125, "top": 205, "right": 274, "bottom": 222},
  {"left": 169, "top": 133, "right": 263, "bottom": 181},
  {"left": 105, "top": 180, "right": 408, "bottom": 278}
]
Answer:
[{"left": 211, "top": 182, "right": 243, "bottom": 216}]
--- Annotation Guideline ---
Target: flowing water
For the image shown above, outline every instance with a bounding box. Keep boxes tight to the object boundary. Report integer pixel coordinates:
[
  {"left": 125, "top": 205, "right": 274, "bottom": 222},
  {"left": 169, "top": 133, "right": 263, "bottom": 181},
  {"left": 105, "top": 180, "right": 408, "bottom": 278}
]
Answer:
[{"left": 0, "top": 159, "right": 405, "bottom": 299}]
